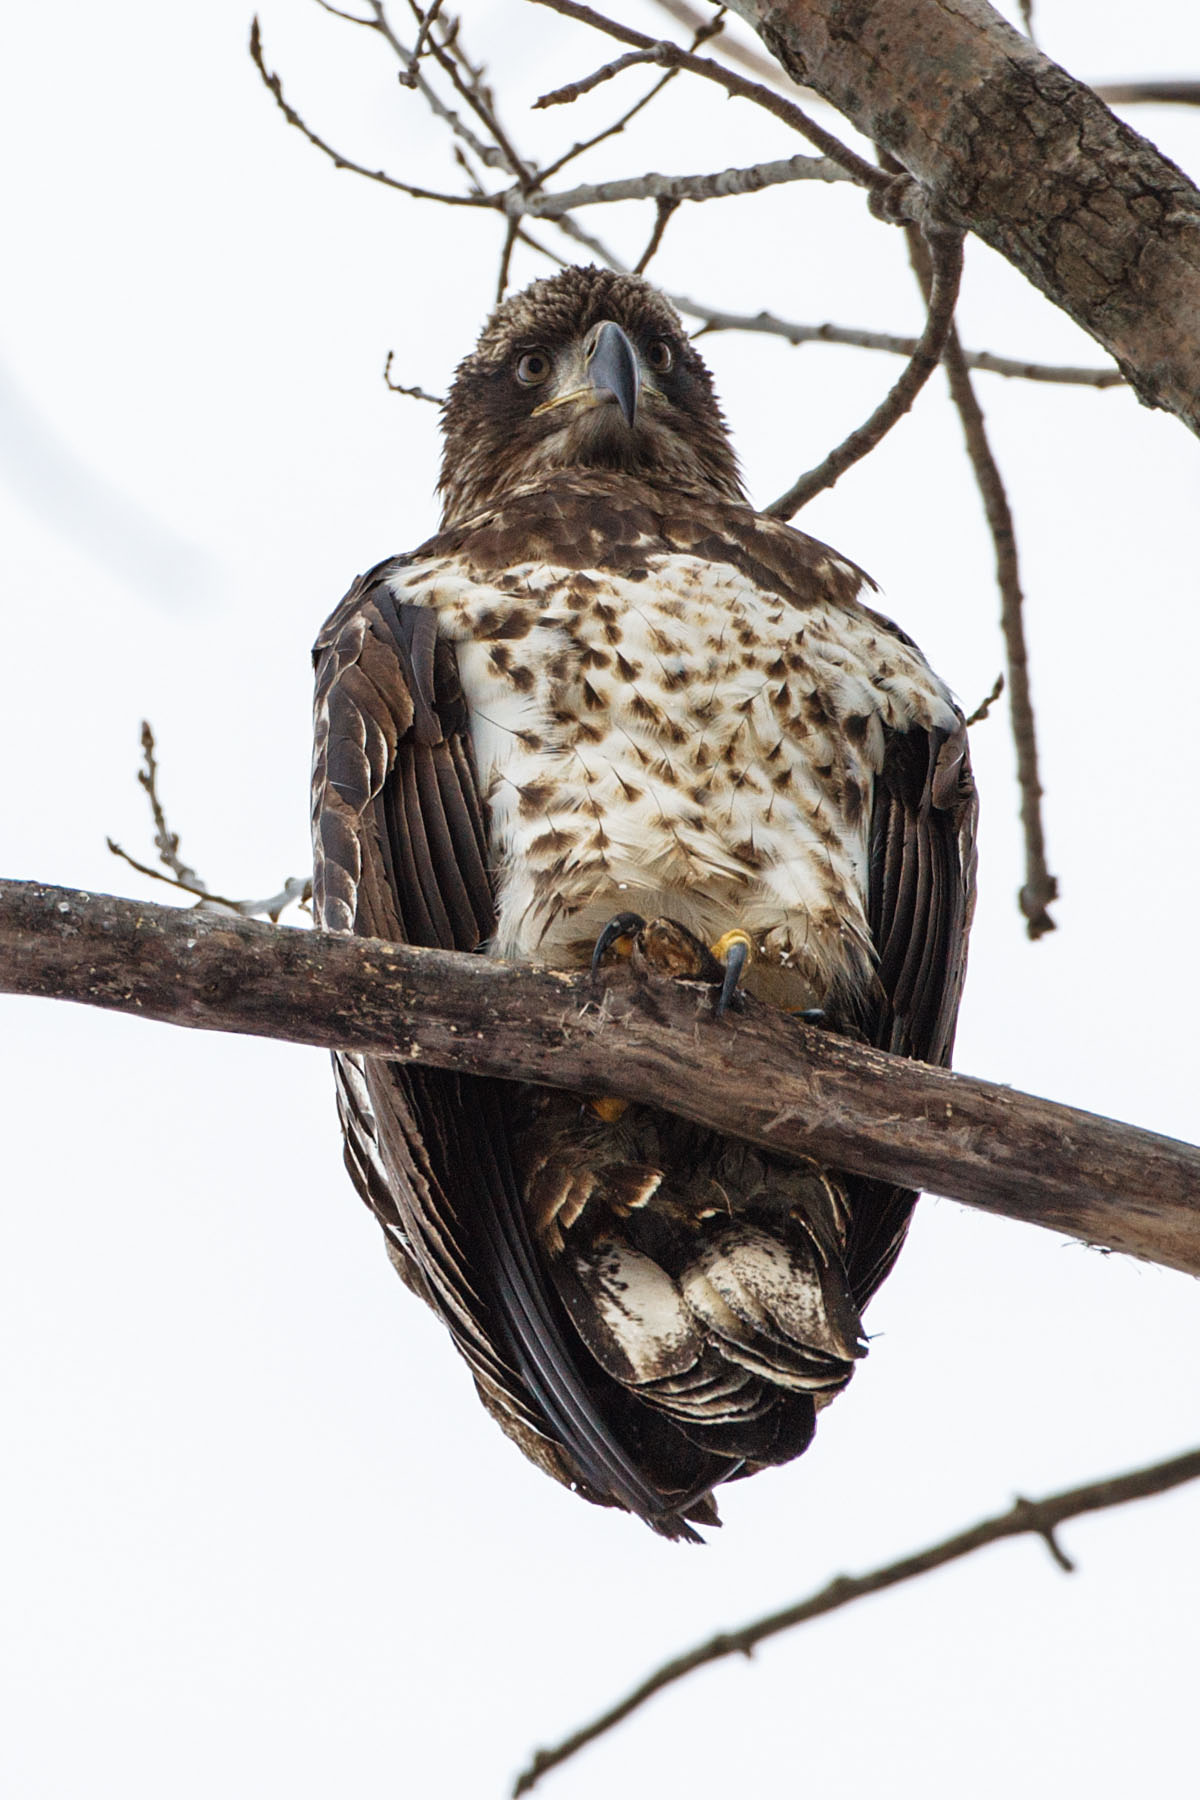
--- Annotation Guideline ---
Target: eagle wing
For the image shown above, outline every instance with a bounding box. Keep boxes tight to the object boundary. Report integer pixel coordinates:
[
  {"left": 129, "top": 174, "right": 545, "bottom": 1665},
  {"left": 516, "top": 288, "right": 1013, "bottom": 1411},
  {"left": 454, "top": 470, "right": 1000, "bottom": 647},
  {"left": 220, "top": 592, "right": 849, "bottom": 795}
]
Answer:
[
  {"left": 311, "top": 561, "right": 717, "bottom": 1537},
  {"left": 849, "top": 698, "right": 977, "bottom": 1305}
]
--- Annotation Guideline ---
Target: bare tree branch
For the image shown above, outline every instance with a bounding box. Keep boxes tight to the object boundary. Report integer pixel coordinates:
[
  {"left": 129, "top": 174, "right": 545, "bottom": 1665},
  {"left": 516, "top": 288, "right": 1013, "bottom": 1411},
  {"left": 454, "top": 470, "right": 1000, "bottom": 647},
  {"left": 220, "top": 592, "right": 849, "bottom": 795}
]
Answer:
[
  {"left": 964, "top": 672, "right": 1004, "bottom": 727},
  {"left": 508, "top": 150, "right": 849, "bottom": 216},
  {"left": 105, "top": 725, "right": 311, "bottom": 922},
  {"left": 5, "top": 880, "right": 1200, "bottom": 1276},
  {"left": 904, "top": 224, "right": 1057, "bottom": 939},
  {"left": 382, "top": 350, "right": 443, "bottom": 404},
  {"left": 524, "top": 0, "right": 886, "bottom": 192},
  {"left": 634, "top": 195, "right": 679, "bottom": 273},
  {"left": 724, "top": 0, "right": 1200, "bottom": 432},
  {"left": 249, "top": 16, "right": 478, "bottom": 205},
  {"left": 537, "top": 2, "right": 728, "bottom": 183},
  {"left": 673, "top": 297, "right": 1124, "bottom": 387},
  {"left": 511, "top": 1445, "right": 1200, "bottom": 1794},
  {"left": 534, "top": 45, "right": 668, "bottom": 107},
  {"left": 767, "top": 223, "right": 964, "bottom": 516}
]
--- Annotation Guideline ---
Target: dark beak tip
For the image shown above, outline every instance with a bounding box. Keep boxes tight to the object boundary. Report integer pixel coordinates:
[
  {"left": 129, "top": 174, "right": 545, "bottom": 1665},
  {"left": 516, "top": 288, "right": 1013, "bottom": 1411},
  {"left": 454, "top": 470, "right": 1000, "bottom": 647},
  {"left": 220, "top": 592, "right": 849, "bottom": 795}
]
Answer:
[{"left": 589, "top": 321, "right": 640, "bottom": 429}]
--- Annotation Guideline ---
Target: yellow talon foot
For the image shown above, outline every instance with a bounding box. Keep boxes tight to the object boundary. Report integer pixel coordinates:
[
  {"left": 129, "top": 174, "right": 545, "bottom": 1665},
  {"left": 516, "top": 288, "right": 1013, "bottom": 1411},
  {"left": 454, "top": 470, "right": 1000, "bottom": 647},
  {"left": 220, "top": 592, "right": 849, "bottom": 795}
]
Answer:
[
  {"left": 590, "top": 1095, "right": 629, "bottom": 1123},
  {"left": 709, "top": 929, "right": 754, "bottom": 1018}
]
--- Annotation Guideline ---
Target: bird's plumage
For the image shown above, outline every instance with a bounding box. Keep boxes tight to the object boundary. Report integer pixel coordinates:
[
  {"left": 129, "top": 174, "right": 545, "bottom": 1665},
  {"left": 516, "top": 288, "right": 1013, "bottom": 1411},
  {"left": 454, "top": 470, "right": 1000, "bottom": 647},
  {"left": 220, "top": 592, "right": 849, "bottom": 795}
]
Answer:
[{"left": 311, "top": 266, "right": 976, "bottom": 1538}]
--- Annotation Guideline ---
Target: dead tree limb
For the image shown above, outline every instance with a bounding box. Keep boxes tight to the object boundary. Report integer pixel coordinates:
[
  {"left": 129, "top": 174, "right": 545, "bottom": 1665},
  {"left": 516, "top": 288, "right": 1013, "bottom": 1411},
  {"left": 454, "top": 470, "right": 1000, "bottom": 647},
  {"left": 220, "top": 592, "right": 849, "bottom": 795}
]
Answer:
[
  {"left": 512, "top": 1443, "right": 1200, "bottom": 1794},
  {"left": 3, "top": 879, "right": 1199, "bottom": 1277},
  {"left": 724, "top": 0, "right": 1200, "bottom": 432}
]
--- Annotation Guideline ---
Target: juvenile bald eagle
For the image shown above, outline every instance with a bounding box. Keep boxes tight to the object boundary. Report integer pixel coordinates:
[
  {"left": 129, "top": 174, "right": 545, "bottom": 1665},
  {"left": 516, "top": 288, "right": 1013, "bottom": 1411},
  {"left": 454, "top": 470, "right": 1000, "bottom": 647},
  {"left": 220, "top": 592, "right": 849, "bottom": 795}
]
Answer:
[{"left": 312, "top": 266, "right": 976, "bottom": 1539}]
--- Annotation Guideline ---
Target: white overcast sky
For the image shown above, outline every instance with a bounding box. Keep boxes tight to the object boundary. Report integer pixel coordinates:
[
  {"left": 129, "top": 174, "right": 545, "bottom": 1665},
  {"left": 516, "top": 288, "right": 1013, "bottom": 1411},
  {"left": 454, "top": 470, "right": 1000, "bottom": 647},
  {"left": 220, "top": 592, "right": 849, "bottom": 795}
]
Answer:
[{"left": 3, "top": 3, "right": 1199, "bottom": 1797}]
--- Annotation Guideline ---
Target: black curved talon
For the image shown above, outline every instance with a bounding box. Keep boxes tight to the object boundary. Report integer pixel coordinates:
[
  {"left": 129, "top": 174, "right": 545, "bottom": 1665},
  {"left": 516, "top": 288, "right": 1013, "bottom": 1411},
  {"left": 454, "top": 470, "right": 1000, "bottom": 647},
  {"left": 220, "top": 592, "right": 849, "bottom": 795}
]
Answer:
[
  {"left": 590, "top": 912, "right": 646, "bottom": 977},
  {"left": 797, "top": 1007, "right": 827, "bottom": 1025},
  {"left": 712, "top": 931, "right": 753, "bottom": 1019}
]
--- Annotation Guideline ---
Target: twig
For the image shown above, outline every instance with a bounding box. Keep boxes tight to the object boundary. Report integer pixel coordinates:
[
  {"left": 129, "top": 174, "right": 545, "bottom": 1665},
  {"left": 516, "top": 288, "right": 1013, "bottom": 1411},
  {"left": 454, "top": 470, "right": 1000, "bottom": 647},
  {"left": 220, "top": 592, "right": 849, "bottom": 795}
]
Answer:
[
  {"left": 672, "top": 297, "right": 1124, "bottom": 387},
  {"left": 105, "top": 843, "right": 310, "bottom": 923},
  {"left": 634, "top": 196, "right": 679, "bottom": 274},
  {"left": 523, "top": 0, "right": 885, "bottom": 193},
  {"left": 401, "top": 0, "right": 446, "bottom": 85},
  {"left": 766, "top": 225, "right": 964, "bottom": 517},
  {"left": 111, "top": 723, "right": 311, "bottom": 922},
  {"left": 134, "top": 722, "right": 204, "bottom": 890},
  {"left": 402, "top": 0, "right": 534, "bottom": 185},
  {"left": 535, "top": 46, "right": 664, "bottom": 107},
  {"left": 511, "top": 1446, "right": 1200, "bottom": 1793},
  {"left": 496, "top": 214, "right": 519, "bottom": 302},
  {"left": 536, "top": 5, "right": 726, "bottom": 185},
  {"left": 382, "top": 351, "right": 443, "bottom": 403},
  {"left": 8, "top": 881, "right": 1200, "bottom": 1280},
  {"left": 313, "top": 0, "right": 374, "bottom": 22},
  {"left": 904, "top": 225, "right": 1057, "bottom": 938},
  {"left": 965, "top": 673, "right": 1004, "bottom": 727},
  {"left": 249, "top": 17, "right": 477, "bottom": 206}
]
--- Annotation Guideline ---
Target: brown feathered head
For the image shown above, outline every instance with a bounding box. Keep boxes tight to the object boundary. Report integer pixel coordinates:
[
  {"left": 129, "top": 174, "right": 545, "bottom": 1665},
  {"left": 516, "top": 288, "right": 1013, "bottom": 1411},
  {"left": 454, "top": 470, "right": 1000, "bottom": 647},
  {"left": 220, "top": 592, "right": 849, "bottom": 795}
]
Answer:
[{"left": 438, "top": 265, "right": 745, "bottom": 524}]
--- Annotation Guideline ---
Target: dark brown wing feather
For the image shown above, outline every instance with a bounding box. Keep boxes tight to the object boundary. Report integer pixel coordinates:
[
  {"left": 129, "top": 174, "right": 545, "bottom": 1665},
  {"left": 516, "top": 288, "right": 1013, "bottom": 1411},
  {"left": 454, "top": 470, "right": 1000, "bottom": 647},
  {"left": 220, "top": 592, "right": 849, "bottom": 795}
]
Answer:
[
  {"left": 312, "top": 562, "right": 714, "bottom": 1538},
  {"left": 847, "top": 716, "right": 977, "bottom": 1306}
]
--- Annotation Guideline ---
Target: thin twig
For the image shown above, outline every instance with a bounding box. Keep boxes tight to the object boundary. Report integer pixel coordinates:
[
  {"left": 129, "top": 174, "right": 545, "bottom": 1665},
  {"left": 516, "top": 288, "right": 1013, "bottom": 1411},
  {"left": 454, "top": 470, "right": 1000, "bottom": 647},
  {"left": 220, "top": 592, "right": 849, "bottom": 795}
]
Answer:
[
  {"left": 536, "top": 5, "right": 726, "bottom": 184},
  {"left": 134, "top": 722, "right": 204, "bottom": 891},
  {"left": 646, "top": 0, "right": 818, "bottom": 95},
  {"left": 250, "top": 17, "right": 477, "bottom": 205},
  {"left": 766, "top": 225, "right": 964, "bottom": 517},
  {"left": 904, "top": 224, "right": 1057, "bottom": 938},
  {"left": 496, "top": 215, "right": 520, "bottom": 302},
  {"left": 110, "top": 724, "right": 311, "bottom": 922},
  {"left": 965, "top": 673, "right": 1005, "bottom": 727},
  {"left": 402, "top": 0, "right": 534, "bottom": 185},
  {"left": 105, "top": 843, "right": 310, "bottom": 923},
  {"left": 313, "top": 0, "right": 374, "bottom": 22},
  {"left": 511, "top": 1446, "right": 1200, "bottom": 1793},
  {"left": 673, "top": 297, "right": 1124, "bottom": 387},
  {"left": 401, "top": 0, "right": 446, "bottom": 84},
  {"left": 382, "top": 351, "right": 443, "bottom": 404},
  {"left": 535, "top": 46, "right": 664, "bottom": 107},
  {"left": 635, "top": 196, "right": 679, "bottom": 273},
  {"left": 523, "top": 0, "right": 884, "bottom": 192}
]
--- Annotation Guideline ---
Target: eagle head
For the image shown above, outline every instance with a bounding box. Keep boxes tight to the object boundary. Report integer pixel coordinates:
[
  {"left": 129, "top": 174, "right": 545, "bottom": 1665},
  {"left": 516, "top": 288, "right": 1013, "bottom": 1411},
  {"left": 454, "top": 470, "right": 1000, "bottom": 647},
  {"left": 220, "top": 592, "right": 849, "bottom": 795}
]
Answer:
[{"left": 438, "top": 265, "right": 746, "bottom": 525}]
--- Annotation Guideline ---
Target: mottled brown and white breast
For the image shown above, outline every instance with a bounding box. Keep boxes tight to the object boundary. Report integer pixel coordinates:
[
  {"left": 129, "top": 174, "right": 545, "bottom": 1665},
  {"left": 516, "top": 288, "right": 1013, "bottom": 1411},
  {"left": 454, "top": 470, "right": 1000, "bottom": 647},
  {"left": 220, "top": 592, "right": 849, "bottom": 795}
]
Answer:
[{"left": 383, "top": 538, "right": 959, "bottom": 1012}]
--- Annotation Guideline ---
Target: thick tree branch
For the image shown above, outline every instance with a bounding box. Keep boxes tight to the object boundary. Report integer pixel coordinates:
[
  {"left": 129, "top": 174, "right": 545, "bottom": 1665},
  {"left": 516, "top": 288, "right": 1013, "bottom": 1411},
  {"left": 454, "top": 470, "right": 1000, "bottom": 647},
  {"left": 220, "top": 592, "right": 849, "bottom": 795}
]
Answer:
[
  {"left": 512, "top": 1444, "right": 1200, "bottom": 1793},
  {"left": 4, "top": 880, "right": 1199, "bottom": 1277},
  {"left": 726, "top": 0, "right": 1200, "bottom": 432}
]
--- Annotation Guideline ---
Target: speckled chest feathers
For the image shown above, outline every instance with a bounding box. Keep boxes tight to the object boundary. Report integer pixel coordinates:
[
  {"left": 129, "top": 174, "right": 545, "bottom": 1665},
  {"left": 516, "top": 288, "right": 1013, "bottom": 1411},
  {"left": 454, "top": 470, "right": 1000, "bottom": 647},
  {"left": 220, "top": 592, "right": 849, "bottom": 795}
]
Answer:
[
  {"left": 310, "top": 265, "right": 976, "bottom": 1539},
  {"left": 386, "top": 477, "right": 957, "bottom": 1015}
]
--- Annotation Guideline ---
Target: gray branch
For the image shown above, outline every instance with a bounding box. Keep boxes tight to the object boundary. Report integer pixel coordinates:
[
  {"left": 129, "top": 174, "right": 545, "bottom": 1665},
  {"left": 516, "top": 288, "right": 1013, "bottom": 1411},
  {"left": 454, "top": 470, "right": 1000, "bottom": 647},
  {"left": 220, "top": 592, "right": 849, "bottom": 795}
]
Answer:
[
  {"left": 4, "top": 879, "right": 1199, "bottom": 1279},
  {"left": 503, "top": 150, "right": 849, "bottom": 217}
]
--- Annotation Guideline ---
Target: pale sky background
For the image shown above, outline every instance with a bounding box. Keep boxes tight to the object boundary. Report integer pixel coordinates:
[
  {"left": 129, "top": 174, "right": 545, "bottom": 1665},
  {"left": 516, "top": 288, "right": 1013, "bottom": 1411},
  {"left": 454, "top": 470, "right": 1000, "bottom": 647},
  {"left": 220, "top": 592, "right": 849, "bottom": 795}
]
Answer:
[{"left": 3, "top": 3, "right": 1199, "bottom": 1796}]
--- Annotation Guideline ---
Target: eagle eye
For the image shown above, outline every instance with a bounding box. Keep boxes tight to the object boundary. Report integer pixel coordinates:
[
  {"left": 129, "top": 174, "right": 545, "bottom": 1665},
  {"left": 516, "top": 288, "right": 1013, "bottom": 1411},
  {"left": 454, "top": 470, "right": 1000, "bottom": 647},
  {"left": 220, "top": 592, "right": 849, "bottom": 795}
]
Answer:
[
  {"left": 516, "top": 349, "right": 552, "bottom": 386},
  {"left": 645, "top": 338, "right": 674, "bottom": 374}
]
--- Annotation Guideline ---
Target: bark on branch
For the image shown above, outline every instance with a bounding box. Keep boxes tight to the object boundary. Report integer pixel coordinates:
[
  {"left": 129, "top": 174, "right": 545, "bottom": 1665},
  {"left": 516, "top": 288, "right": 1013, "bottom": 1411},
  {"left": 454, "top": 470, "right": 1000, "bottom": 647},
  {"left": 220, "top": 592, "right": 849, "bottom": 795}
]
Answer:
[
  {"left": 3, "top": 879, "right": 1199, "bottom": 1277},
  {"left": 726, "top": 0, "right": 1200, "bottom": 433}
]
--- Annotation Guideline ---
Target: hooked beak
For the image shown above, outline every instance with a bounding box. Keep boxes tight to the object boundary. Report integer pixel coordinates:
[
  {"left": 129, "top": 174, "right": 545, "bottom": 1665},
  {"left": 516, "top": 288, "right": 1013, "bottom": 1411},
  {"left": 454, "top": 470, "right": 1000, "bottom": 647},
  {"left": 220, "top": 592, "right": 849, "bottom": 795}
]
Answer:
[{"left": 586, "top": 320, "right": 640, "bottom": 428}]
